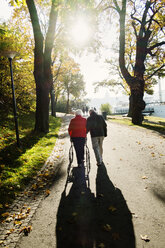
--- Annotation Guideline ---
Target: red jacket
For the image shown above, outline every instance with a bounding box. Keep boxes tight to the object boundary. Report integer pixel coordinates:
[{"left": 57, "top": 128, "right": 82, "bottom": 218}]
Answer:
[{"left": 68, "top": 115, "right": 87, "bottom": 138}]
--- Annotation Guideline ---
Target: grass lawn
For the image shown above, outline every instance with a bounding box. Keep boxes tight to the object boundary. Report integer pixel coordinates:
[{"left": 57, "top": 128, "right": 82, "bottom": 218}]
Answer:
[
  {"left": 108, "top": 115, "right": 165, "bottom": 135},
  {"left": 0, "top": 112, "right": 61, "bottom": 215}
]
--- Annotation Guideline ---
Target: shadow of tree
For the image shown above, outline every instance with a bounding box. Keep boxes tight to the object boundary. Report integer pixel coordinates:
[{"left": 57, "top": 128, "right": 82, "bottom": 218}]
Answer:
[
  {"left": 56, "top": 164, "right": 135, "bottom": 248},
  {"left": 142, "top": 123, "right": 165, "bottom": 136},
  {"left": 152, "top": 167, "right": 165, "bottom": 204}
]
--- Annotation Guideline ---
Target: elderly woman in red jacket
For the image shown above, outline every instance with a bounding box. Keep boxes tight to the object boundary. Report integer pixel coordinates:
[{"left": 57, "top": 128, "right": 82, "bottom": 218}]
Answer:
[{"left": 68, "top": 109, "right": 87, "bottom": 167}]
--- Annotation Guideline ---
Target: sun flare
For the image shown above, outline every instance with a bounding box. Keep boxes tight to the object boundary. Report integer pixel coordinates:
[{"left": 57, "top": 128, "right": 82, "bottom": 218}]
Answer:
[{"left": 70, "top": 18, "right": 91, "bottom": 46}]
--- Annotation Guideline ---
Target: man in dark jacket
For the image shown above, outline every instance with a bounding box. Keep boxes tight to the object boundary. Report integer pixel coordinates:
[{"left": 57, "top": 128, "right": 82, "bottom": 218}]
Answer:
[{"left": 86, "top": 109, "right": 107, "bottom": 166}]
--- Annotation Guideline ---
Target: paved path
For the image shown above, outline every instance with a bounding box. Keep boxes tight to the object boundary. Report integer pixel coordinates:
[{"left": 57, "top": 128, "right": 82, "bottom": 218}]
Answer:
[{"left": 1, "top": 114, "right": 165, "bottom": 248}]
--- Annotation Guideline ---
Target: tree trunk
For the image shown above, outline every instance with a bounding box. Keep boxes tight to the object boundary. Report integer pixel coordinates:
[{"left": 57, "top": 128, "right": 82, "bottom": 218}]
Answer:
[
  {"left": 127, "top": 95, "right": 132, "bottom": 117},
  {"left": 35, "top": 84, "right": 50, "bottom": 132},
  {"left": 66, "top": 98, "right": 69, "bottom": 114},
  {"left": 26, "top": 0, "right": 58, "bottom": 132},
  {"left": 130, "top": 79, "right": 146, "bottom": 125},
  {"left": 50, "top": 86, "right": 55, "bottom": 116}
]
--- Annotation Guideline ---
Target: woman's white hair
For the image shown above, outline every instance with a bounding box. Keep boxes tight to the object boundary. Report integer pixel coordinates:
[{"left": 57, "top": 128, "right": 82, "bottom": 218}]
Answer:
[{"left": 75, "top": 109, "right": 83, "bottom": 116}]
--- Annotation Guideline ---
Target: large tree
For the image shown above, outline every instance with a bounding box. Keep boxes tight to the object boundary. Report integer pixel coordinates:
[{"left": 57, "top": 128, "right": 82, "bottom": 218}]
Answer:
[
  {"left": 99, "top": 0, "right": 165, "bottom": 124},
  {"left": 8, "top": 0, "right": 96, "bottom": 132},
  {"left": 24, "top": 0, "right": 58, "bottom": 132}
]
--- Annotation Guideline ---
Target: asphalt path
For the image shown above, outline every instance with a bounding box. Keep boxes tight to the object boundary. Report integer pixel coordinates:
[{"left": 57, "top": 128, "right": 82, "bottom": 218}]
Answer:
[{"left": 16, "top": 114, "right": 165, "bottom": 248}]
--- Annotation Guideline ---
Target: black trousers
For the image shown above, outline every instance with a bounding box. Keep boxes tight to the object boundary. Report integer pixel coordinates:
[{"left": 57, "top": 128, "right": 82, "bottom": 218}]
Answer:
[{"left": 71, "top": 137, "right": 85, "bottom": 165}]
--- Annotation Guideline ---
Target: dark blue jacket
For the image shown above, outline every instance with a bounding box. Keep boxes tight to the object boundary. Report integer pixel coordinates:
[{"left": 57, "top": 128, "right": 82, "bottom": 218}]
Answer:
[{"left": 86, "top": 111, "right": 107, "bottom": 137}]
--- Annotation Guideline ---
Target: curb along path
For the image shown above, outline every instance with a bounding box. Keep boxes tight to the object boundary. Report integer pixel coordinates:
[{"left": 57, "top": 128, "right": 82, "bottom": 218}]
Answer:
[{"left": 0, "top": 114, "right": 71, "bottom": 248}]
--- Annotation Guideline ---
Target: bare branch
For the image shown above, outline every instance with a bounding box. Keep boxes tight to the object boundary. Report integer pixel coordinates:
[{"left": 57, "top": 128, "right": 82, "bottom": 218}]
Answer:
[
  {"left": 139, "top": 1, "right": 151, "bottom": 37},
  {"left": 113, "top": 0, "right": 121, "bottom": 13},
  {"left": 146, "top": 64, "right": 165, "bottom": 80},
  {"left": 147, "top": 41, "right": 165, "bottom": 55},
  {"left": 131, "top": 21, "right": 138, "bottom": 37}
]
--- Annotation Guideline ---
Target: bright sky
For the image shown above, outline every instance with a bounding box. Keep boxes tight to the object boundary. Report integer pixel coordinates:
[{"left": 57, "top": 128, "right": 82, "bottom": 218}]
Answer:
[
  {"left": 1, "top": 1, "right": 164, "bottom": 103},
  {"left": 0, "top": 0, "right": 115, "bottom": 100},
  {"left": 0, "top": 0, "right": 11, "bottom": 21}
]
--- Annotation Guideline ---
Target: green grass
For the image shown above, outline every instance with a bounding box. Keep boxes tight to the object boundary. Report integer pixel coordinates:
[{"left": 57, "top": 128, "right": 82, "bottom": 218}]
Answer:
[
  {"left": 0, "top": 112, "right": 61, "bottom": 213},
  {"left": 108, "top": 115, "right": 165, "bottom": 135}
]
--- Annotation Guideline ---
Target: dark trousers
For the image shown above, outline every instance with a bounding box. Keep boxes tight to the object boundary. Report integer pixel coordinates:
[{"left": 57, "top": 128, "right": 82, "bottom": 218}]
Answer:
[{"left": 71, "top": 137, "right": 85, "bottom": 165}]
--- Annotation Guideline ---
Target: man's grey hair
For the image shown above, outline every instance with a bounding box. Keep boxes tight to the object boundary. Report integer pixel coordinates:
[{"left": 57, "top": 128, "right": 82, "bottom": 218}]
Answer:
[{"left": 75, "top": 109, "right": 83, "bottom": 116}]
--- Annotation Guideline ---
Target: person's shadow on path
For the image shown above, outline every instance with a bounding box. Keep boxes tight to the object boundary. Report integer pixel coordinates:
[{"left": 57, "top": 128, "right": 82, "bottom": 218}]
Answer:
[
  {"left": 56, "top": 166, "right": 95, "bottom": 247},
  {"left": 95, "top": 165, "right": 136, "bottom": 248},
  {"left": 56, "top": 165, "right": 135, "bottom": 248}
]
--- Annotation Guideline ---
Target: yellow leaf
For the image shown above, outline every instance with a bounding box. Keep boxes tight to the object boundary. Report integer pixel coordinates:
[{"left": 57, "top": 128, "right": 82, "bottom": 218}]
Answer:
[
  {"left": 32, "top": 184, "right": 37, "bottom": 190},
  {"left": 151, "top": 152, "right": 155, "bottom": 157},
  {"left": 98, "top": 243, "right": 105, "bottom": 248},
  {"left": 98, "top": 193, "right": 104, "bottom": 197},
  {"left": 108, "top": 206, "right": 117, "bottom": 212},
  {"left": 103, "top": 224, "right": 112, "bottom": 232},
  {"left": 14, "top": 220, "right": 22, "bottom": 226},
  {"left": 45, "top": 189, "right": 50, "bottom": 196},
  {"left": 1, "top": 212, "right": 10, "bottom": 218},
  {"left": 0, "top": 204, "right": 3, "bottom": 209},
  {"left": 6, "top": 229, "right": 14, "bottom": 235},
  {"left": 72, "top": 212, "right": 78, "bottom": 216},
  {"left": 57, "top": 226, "right": 62, "bottom": 231},
  {"left": 20, "top": 226, "right": 32, "bottom": 235},
  {"left": 26, "top": 207, "right": 31, "bottom": 213}
]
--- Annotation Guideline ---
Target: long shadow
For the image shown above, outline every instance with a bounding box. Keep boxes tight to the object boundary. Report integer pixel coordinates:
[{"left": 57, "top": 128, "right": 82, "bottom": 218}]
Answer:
[
  {"left": 56, "top": 164, "right": 136, "bottom": 248},
  {"left": 95, "top": 165, "right": 136, "bottom": 248},
  {"left": 56, "top": 166, "right": 95, "bottom": 248},
  {"left": 142, "top": 123, "right": 165, "bottom": 136}
]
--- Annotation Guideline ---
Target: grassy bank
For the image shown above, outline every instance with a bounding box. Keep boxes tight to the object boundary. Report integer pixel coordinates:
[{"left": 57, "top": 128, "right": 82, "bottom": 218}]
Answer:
[
  {"left": 0, "top": 112, "right": 61, "bottom": 214},
  {"left": 108, "top": 115, "right": 165, "bottom": 135}
]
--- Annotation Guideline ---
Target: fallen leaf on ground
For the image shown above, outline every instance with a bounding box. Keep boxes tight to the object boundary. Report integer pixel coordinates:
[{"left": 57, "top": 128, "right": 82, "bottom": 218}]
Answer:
[
  {"left": 20, "top": 226, "right": 32, "bottom": 236},
  {"left": 72, "top": 212, "right": 78, "bottom": 216},
  {"left": 142, "top": 176, "right": 148, "bottom": 179},
  {"left": 108, "top": 206, "right": 117, "bottom": 212},
  {"left": 112, "top": 232, "right": 120, "bottom": 240},
  {"left": 98, "top": 193, "right": 104, "bottom": 197},
  {"left": 151, "top": 152, "right": 155, "bottom": 157},
  {"left": 103, "top": 224, "right": 112, "bottom": 232},
  {"left": 1, "top": 212, "right": 10, "bottom": 218},
  {"left": 140, "top": 234, "right": 150, "bottom": 242},
  {"left": 98, "top": 243, "right": 105, "bottom": 248},
  {"left": 148, "top": 146, "right": 154, "bottom": 149},
  {"left": 6, "top": 229, "right": 15, "bottom": 235},
  {"left": 45, "top": 189, "right": 50, "bottom": 196},
  {"left": 57, "top": 226, "right": 62, "bottom": 231},
  {"left": 14, "top": 220, "right": 22, "bottom": 227},
  {"left": 132, "top": 213, "right": 138, "bottom": 218},
  {"left": 32, "top": 184, "right": 37, "bottom": 190}
]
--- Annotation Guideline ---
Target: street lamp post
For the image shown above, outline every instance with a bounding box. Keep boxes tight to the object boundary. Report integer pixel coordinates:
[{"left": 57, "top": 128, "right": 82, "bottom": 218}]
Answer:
[{"left": 1, "top": 51, "right": 20, "bottom": 147}]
